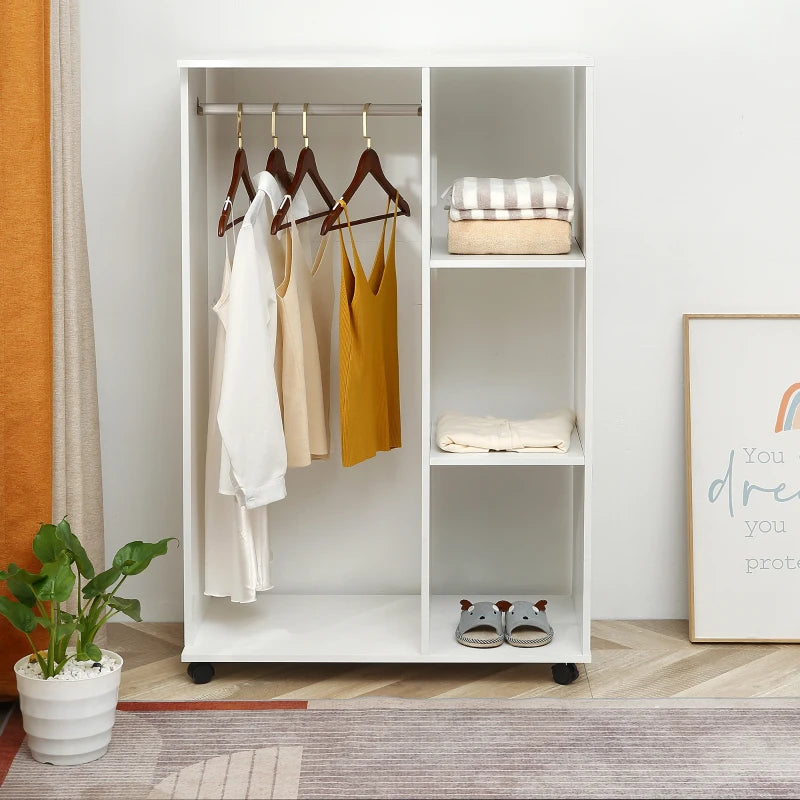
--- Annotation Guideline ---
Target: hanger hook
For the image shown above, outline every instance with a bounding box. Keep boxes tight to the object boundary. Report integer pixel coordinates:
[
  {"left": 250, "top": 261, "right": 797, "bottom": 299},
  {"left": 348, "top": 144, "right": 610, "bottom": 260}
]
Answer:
[
  {"left": 237, "top": 102, "right": 243, "bottom": 149},
  {"left": 271, "top": 102, "right": 279, "bottom": 149},
  {"left": 362, "top": 102, "right": 371, "bottom": 149},
  {"left": 302, "top": 103, "right": 309, "bottom": 149}
]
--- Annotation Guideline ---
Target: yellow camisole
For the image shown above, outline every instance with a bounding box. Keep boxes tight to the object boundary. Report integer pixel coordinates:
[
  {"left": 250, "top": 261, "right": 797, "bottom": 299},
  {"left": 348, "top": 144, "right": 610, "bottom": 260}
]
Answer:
[{"left": 338, "top": 196, "right": 402, "bottom": 467}]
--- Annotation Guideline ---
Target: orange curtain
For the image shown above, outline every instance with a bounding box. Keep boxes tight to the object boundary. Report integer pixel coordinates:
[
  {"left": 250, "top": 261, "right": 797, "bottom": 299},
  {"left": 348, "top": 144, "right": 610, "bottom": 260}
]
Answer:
[{"left": 0, "top": 1, "right": 53, "bottom": 698}]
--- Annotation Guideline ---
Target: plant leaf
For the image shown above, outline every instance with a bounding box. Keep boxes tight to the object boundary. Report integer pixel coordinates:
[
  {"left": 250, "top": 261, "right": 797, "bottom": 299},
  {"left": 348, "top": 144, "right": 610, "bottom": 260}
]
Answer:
[
  {"left": 85, "top": 643, "right": 102, "bottom": 661},
  {"left": 112, "top": 537, "right": 176, "bottom": 576},
  {"left": 0, "top": 596, "right": 37, "bottom": 634},
  {"left": 56, "top": 518, "right": 95, "bottom": 579},
  {"left": 82, "top": 566, "right": 122, "bottom": 598},
  {"left": 107, "top": 596, "right": 141, "bottom": 622},
  {"left": 55, "top": 619, "right": 77, "bottom": 662},
  {"left": 37, "top": 559, "right": 76, "bottom": 603},
  {"left": 32, "top": 523, "right": 67, "bottom": 564},
  {"left": 2, "top": 564, "right": 40, "bottom": 584},
  {"left": 6, "top": 574, "right": 36, "bottom": 607}
]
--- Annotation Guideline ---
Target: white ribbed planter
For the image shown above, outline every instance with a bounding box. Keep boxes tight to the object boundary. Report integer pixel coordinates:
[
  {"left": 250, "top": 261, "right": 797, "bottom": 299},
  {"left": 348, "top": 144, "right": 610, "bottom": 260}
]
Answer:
[{"left": 14, "top": 649, "right": 123, "bottom": 766}]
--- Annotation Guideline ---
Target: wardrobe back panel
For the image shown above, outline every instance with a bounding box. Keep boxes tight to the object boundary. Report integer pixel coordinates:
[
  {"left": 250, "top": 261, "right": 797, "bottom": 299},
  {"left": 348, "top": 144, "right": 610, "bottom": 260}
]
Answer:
[
  {"left": 202, "top": 68, "right": 423, "bottom": 594},
  {"left": 430, "top": 269, "right": 575, "bottom": 418},
  {"left": 430, "top": 466, "right": 573, "bottom": 595}
]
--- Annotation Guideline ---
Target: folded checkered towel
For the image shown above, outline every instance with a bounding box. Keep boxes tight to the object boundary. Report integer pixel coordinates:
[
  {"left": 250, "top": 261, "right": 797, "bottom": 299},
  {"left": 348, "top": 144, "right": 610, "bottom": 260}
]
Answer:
[{"left": 450, "top": 175, "right": 574, "bottom": 212}]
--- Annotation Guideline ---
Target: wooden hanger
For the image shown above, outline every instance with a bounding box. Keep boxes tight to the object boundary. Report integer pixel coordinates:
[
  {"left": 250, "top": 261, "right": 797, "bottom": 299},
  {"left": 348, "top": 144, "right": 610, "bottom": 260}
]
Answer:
[
  {"left": 265, "top": 103, "right": 293, "bottom": 191},
  {"left": 270, "top": 104, "right": 336, "bottom": 235},
  {"left": 218, "top": 103, "right": 257, "bottom": 237},
  {"left": 320, "top": 103, "right": 411, "bottom": 235}
]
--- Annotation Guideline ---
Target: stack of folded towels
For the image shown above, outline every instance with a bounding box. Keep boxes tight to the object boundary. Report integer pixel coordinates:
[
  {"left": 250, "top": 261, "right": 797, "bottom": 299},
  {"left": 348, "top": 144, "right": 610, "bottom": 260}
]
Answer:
[{"left": 446, "top": 175, "right": 574, "bottom": 255}]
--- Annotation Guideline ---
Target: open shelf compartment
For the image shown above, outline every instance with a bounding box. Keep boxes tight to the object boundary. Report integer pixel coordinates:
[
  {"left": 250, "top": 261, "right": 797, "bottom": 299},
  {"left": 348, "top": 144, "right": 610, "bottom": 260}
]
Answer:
[{"left": 428, "top": 594, "right": 587, "bottom": 663}]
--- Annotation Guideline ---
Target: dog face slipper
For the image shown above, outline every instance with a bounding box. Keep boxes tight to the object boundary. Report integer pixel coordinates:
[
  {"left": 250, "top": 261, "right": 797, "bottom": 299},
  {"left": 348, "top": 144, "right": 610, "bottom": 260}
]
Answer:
[
  {"left": 504, "top": 600, "right": 553, "bottom": 647},
  {"left": 455, "top": 599, "right": 508, "bottom": 648}
]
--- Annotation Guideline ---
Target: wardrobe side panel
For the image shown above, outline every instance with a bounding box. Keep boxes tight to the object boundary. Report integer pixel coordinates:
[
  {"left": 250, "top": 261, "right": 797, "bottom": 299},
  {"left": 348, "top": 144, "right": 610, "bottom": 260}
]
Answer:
[
  {"left": 571, "top": 465, "right": 587, "bottom": 650},
  {"left": 573, "top": 68, "right": 587, "bottom": 445},
  {"left": 574, "top": 65, "right": 593, "bottom": 653},
  {"left": 181, "top": 67, "right": 210, "bottom": 642},
  {"left": 420, "top": 67, "right": 432, "bottom": 650}
]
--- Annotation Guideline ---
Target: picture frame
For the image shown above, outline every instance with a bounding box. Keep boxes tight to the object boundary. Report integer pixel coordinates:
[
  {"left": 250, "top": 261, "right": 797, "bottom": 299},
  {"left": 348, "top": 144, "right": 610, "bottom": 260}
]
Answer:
[{"left": 684, "top": 314, "right": 800, "bottom": 642}]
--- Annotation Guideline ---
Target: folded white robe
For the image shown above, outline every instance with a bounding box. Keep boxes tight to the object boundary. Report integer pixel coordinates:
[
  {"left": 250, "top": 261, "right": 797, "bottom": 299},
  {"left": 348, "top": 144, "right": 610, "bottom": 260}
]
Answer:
[{"left": 436, "top": 409, "right": 576, "bottom": 453}]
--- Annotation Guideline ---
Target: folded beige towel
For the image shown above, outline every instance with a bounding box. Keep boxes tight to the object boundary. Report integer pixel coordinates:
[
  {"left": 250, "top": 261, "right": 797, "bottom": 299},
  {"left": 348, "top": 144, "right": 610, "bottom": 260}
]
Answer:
[
  {"left": 448, "top": 218, "right": 571, "bottom": 255},
  {"left": 436, "top": 410, "right": 576, "bottom": 453}
]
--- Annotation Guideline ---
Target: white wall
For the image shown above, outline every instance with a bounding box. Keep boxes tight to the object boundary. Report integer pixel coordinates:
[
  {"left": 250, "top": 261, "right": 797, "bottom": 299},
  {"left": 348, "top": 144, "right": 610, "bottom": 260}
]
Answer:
[{"left": 80, "top": 0, "right": 800, "bottom": 621}]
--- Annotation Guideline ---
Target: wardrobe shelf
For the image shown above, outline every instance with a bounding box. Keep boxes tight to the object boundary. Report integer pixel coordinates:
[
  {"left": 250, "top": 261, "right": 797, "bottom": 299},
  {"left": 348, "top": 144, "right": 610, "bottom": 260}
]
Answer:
[
  {"left": 429, "top": 236, "right": 585, "bottom": 269},
  {"left": 429, "top": 428, "right": 584, "bottom": 466},
  {"left": 182, "top": 595, "right": 422, "bottom": 663},
  {"left": 428, "top": 595, "right": 588, "bottom": 663}
]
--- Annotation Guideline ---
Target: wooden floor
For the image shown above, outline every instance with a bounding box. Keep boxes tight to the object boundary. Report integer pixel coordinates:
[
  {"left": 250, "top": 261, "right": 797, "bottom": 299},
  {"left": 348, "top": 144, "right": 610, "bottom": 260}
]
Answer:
[{"left": 107, "top": 621, "right": 800, "bottom": 700}]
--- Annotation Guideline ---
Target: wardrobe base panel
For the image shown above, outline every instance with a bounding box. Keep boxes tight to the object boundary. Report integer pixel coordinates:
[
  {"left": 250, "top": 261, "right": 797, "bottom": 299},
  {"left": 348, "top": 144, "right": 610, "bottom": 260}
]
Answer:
[
  {"left": 182, "top": 594, "right": 422, "bottom": 663},
  {"left": 180, "top": 593, "right": 589, "bottom": 664}
]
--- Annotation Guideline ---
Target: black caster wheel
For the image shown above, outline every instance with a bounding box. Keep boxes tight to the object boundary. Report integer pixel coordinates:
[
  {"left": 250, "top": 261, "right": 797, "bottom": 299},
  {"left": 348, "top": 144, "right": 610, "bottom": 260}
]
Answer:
[
  {"left": 187, "top": 662, "right": 215, "bottom": 684},
  {"left": 551, "top": 662, "right": 579, "bottom": 685}
]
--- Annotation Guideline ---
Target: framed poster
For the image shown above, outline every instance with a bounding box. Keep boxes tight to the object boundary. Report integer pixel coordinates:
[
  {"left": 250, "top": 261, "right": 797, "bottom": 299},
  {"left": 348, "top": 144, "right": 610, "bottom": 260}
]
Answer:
[{"left": 684, "top": 314, "right": 800, "bottom": 642}]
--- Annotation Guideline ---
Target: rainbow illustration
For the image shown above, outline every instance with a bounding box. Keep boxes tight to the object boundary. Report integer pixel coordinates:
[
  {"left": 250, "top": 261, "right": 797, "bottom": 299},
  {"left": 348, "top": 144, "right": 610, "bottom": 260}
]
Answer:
[{"left": 775, "top": 383, "right": 800, "bottom": 432}]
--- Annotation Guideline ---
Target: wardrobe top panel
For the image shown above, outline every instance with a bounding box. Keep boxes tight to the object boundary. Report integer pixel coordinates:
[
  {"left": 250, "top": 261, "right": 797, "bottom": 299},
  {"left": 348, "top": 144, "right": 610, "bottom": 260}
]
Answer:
[{"left": 177, "top": 53, "right": 593, "bottom": 69}]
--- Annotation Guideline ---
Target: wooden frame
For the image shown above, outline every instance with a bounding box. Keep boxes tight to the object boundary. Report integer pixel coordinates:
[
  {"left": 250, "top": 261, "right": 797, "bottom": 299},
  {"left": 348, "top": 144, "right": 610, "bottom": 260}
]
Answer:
[{"left": 684, "top": 314, "right": 800, "bottom": 643}]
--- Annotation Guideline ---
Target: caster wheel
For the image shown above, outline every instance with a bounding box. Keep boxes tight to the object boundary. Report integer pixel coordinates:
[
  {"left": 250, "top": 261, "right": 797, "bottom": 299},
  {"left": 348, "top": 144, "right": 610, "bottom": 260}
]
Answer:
[
  {"left": 187, "top": 662, "right": 215, "bottom": 684},
  {"left": 551, "top": 662, "right": 579, "bottom": 685}
]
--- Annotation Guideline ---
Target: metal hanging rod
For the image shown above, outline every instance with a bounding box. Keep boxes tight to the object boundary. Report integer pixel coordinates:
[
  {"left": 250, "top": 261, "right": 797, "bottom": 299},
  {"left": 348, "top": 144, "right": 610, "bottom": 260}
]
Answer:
[{"left": 196, "top": 99, "right": 422, "bottom": 117}]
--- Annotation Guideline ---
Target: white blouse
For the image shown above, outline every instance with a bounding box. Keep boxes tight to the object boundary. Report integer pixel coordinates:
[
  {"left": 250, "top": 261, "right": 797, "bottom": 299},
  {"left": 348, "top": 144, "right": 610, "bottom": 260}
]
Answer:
[{"left": 204, "top": 172, "right": 304, "bottom": 602}]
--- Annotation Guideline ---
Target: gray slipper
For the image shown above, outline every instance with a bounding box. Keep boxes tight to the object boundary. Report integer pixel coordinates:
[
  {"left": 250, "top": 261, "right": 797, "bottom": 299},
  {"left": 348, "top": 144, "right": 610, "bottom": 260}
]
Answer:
[
  {"left": 455, "top": 599, "right": 506, "bottom": 648},
  {"left": 505, "top": 600, "right": 554, "bottom": 647}
]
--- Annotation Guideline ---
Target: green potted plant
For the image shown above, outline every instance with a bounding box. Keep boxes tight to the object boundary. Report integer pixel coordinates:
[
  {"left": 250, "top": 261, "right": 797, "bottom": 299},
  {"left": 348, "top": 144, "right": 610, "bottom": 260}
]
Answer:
[{"left": 0, "top": 518, "right": 175, "bottom": 765}]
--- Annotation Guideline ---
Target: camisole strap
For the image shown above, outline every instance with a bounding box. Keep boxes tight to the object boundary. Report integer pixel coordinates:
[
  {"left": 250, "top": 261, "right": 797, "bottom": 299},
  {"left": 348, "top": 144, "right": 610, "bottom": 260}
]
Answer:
[
  {"left": 388, "top": 191, "right": 399, "bottom": 242},
  {"left": 336, "top": 197, "right": 358, "bottom": 255},
  {"left": 337, "top": 195, "right": 397, "bottom": 248},
  {"left": 338, "top": 195, "right": 398, "bottom": 287}
]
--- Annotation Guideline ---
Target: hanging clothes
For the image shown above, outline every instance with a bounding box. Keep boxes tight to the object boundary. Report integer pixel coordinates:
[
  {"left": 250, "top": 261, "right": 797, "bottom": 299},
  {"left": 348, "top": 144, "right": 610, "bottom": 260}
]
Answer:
[
  {"left": 205, "top": 171, "right": 324, "bottom": 601},
  {"left": 205, "top": 172, "right": 292, "bottom": 603},
  {"left": 309, "top": 235, "right": 334, "bottom": 457},
  {"left": 285, "top": 193, "right": 334, "bottom": 459},
  {"left": 275, "top": 202, "right": 330, "bottom": 466},
  {"left": 204, "top": 242, "right": 272, "bottom": 603},
  {"left": 338, "top": 196, "right": 402, "bottom": 467},
  {"left": 217, "top": 172, "right": 288, "bottom": 509}
]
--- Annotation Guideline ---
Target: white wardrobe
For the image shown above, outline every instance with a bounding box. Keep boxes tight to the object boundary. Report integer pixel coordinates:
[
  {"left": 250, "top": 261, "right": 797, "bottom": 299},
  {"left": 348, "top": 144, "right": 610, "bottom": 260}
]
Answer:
[{"left": 180, "top": 54, "right": 593, "bottom": 678}]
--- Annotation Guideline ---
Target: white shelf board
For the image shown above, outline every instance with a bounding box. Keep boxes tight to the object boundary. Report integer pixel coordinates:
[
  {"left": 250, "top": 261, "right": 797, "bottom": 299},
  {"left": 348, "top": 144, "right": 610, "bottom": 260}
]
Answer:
[
  {"left": 428, "top": 595, "right": 588, "bottom": 663},
  {"left": 430, "top": 237, "right": 585, "bottom": 270},
  {"left": 183, "top": 594, "right": 421, "bottom": 663},
  {"left": 430, "top": 428, "right": 584, "bottom": 466}
]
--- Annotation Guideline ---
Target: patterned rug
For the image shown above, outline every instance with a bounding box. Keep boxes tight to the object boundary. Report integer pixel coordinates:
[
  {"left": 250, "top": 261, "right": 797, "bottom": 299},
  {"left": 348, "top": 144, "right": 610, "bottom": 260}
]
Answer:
[{"left": 2, "top": 699, "right": 800, "bottom": 799}]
